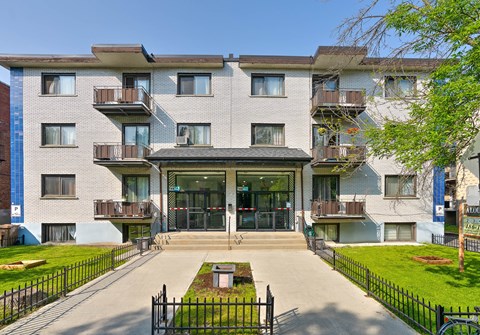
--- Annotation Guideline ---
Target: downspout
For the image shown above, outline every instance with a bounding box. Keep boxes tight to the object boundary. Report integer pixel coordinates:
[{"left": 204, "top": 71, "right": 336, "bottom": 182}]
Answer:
[
  {"left": 158, "top": 163, "right": 164, "bottom": 232},
  {"left": 300, "top": 164, "right": 305, "bottom": 232}
]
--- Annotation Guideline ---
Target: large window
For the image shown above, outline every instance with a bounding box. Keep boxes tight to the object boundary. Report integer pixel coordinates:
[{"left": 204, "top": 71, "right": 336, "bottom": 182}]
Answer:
[
  {"left": 251, "top": 74, "right": 285, "bottom": 96},
  {"left": 123, "top": 124, "right": 150, "bottom": 146},
  {"left": 384, "top": 76, "right": 416, "bottom": 97},
  {"left": 123, "top": 176, "right": 150, "bottom": 202},
  {"left": 177, "top": 124, "right": 211, "bottom": 145},
  {"left": 42, "top": 175, "right": 75, "bottom": 197},
  {"left": 252, "top": 124, "right": 285, "bottom": 146},
  {"left": 178, "top": 74, "right": 211, "bottom": 95},
  {"left": 123, "top": 73, "right": 151, "bottom": 92},
  {"left": 42, "top": 224, "right": 76, "bottom": 243},
  {"left": 313, "top": 175, "right": 339, "bottom": 201},
  {"left": 385, "top": 175, "right": 416, "bottom": 197},
  {"left": 42, "top": 124, "right": 76, "bottom": 146},
  {"left": 42, "top": 73, "right": 75, "bottom": 95}
]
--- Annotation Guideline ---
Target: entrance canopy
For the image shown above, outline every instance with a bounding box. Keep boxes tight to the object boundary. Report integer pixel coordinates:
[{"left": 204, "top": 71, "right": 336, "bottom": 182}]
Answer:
[{"left": 147, "top": 147, "right": 311, "bottom": 167}]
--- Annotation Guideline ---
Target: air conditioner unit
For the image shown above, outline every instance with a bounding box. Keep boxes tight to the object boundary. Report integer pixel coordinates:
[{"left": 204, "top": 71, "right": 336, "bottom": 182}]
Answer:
[{"left": 176, "top": 136, "right": 188, "bottom": 145}]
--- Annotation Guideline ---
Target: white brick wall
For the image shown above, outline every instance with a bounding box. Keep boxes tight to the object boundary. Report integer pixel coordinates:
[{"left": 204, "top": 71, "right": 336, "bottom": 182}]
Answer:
[{"left": 21, "top": 61, "right": 436, "bottom": 244}]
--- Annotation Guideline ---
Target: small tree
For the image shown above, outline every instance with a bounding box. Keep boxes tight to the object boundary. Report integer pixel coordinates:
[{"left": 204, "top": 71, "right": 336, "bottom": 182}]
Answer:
[{"left": 338, "top": 0, "right": 480, "bottom": 172}]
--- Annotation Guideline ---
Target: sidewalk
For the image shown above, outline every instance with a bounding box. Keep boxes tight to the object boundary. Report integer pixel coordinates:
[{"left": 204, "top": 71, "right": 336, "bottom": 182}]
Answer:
[{"left": 0, "top": 250, "right": 417, "bottom": 335}]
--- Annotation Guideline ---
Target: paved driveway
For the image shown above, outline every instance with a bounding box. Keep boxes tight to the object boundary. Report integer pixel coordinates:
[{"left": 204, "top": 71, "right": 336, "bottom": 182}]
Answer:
[{"left": 0, "top": 250, "right": 417, "bottom": 335}]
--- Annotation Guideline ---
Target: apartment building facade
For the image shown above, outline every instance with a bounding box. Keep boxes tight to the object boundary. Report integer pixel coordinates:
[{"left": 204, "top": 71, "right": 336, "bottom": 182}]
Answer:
[{"left": 0, "top": 44, "right": 444, "bottom": 245}]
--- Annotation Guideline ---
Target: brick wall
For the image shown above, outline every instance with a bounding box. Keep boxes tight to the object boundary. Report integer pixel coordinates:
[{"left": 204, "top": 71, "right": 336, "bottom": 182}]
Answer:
[{"left": 0, "top": 81, "right": 10, "bottom": 210}]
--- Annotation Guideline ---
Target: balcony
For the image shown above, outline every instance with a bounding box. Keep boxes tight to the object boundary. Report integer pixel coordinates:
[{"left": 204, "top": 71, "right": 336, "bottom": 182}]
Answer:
[
  {"left": 93, "top": 87, "right": 152, "bottom": 116},
  {"left": 93, "top": 143, "right": 152, "bottom": 167},
  {"left": 311, "top": 200, "right": 365, "bottom": 220},
  {"left": 311, "top": 89, "right": 366, "bottom": 117},
  {"left": 311, "top": 145, "right": 366, "bottom": 167},
  {"left": 94, "top": 200, "right": 153, "bottom": 221}
]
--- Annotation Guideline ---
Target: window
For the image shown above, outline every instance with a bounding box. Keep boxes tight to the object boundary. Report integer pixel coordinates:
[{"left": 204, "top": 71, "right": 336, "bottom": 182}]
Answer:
[
  {"left": 123, "top": 73, "right": 151, "bottom": 92},
  {"left": 312, "top": 125, "right": 339, "bottom": 148},
  {"left": 42, "top": 224, "right": 76, "bottom": 243},
  {"left": 313, "top": 175, "right": 339, "bottom": 201},
  {"left": 42, "top": 175, "right": 75, "bottom": 197},
  {"left": 177, "top": 124, "right": 211, "bottom": 145},
  {"left": 42, "top": 73, "right": 75, "bottom": 95},
  {"left": 385, "top": 76, "right": 416, "bottom": 97},
  {"left": 123, "top": 124, "right": 150, "bottom": 146},
  {"left": 385, "top": 175, "right": 416, "bottom": 197},
  {"left": 123, "top": 176, "right": 150, "bottom": 202},
  {"left": 252, "top": 124, "right": 285, "bottom": 146},
  {"left": 178, "top": 74, "right": 211, "bottom": 95},
  {"left": 312, "top": 75, "right": 338, "bottom": 96},
  {"left": 42, "top": 124, "right": 75, "bottom": 146},
  {"left": 251, "top": 74, "right": 284, "bottom": 96},
  {"left": 385, "top": 223, "right": 415, "bottom": 241}
]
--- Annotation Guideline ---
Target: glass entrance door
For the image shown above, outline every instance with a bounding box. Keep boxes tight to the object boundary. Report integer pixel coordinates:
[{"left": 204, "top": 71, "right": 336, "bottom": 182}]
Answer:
[
  {"left": 168, "top": 173, "right": 226, "bottom": 231},
  {"left": 256, "top": 193, "right": 274, "bottom": 229},
  {"left": 188, "top": 192, "right": 207, "bottom": 230}
]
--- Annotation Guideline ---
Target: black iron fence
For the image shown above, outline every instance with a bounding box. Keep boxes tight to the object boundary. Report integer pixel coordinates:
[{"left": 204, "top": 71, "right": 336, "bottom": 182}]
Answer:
[
  {"left": 432, "top": 234, "right": 480, "bottom": 253},
  {"left": 0, "top": 235, "right": 25, "bottom": 248},
  {"left": 152, "top": 284, "right": 274, "bottom": 335},
  {"left": 315, "top": 245, "right": 479, "bottom": 334},
  {"left": 1, "top": 242, "right": 143, "bottom": 325}
]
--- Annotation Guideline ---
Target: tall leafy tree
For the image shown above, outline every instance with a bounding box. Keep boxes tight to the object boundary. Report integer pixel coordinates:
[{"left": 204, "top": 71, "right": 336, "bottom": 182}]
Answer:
[{"left": 339, "top": 0, "right": 480, "bottom": 172}]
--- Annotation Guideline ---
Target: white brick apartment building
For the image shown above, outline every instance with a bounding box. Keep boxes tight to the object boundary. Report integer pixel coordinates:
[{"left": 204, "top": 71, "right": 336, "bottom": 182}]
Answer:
[{"left": 0, "top": 44, "right": 444, "bottom": 245}]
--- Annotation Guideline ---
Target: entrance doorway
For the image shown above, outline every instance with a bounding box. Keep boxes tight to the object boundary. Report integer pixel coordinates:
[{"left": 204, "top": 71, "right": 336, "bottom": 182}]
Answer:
[
  {"left": 168, "top": 172, "right": 226, "bottom": 231},
  {"left": 236, "top": 172, "right": 294, "bottom": 231}
]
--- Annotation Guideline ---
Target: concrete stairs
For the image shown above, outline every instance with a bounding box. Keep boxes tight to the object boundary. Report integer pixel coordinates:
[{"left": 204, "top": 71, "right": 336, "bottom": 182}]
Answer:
[{"left": 152, "top": 231, "right": 307, "bottom": 251}]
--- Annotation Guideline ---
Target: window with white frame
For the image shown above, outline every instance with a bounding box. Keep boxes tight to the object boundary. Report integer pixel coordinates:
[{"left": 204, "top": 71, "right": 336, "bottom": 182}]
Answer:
[
  {"left": 42, "top": 175, "right": 76, "bottom": 197},
  {"left": 385, "top": 223, "right": 415, "bottom": 241},
  {"left": 42, "top": 73, "right": 75, "bottom": 95},
  {"left": 251, "top": 74, "right": 285, "bottom": 96},
  {"left": 252, "top": 124, "right": 285, "bottom": 146},
  {"left": 42, "top": 124, "right": 76, "bottom": 146},
  {"left": 385, "top": 175, "right": 416, "bottom": 197},
  {"left": 384, "top": 76, "right": 416, "bottom": 97},
  {"left": 178, "top": 74, "right": 211, "bottom": 95},
  {"left": 177, "top": 124, "right": 211, "bottom": 145}
]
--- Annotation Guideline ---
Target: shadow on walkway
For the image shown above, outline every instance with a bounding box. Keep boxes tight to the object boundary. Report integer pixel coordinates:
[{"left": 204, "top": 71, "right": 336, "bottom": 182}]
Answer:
[{"left": 0, "top": 252, "right": 159, "bottom": 335}]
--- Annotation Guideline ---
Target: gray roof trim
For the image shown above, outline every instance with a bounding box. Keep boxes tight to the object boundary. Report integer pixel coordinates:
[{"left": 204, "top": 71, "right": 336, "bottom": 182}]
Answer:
[{"left": 147, "top": 148, "right": 312, "bottom": 164}]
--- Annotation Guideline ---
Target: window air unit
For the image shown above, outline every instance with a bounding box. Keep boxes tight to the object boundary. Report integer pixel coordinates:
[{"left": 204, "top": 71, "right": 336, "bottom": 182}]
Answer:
[{"left": 176, "top": 136, "right": 188, "bottom": 145}]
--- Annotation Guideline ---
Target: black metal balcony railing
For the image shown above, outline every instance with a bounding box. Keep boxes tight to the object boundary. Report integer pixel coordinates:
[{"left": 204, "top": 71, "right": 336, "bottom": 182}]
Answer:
[
  {"left": 94, "top": 200, "right": 153, "bottom": 219},
  {"left": 93, "top": 87, "right": 152, "bottom": 115},
  {"left": 93, "top": 143, "right": 151, "bottom": 161},
  {"left": 311, "top": 89, "right": 366, "bottom": 116},
  {"left": 311, "top": 145, "right": 366, "bottom": 165},
  {"left": 311, "top": 200, "right": 365, "bottom": 217}
]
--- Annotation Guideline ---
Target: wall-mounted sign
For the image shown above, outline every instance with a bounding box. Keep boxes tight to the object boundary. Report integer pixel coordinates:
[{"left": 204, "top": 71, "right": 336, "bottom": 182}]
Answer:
[
  {"left": 435, "top": 205, "right": 444, "bottom": 217},
  {"left": 11, "top": 205, "right": 21, "bottom": 217},
  {"left": 242, "top": 186, "right": 249, "bottom": 192},
  {"left": 463, "top": 216, "right": 480, "bottom": 237},
  {"left": 169, "top": 186, "right": 181, "bottom": 192},
  {"left": 466, "top": 205, "right": 480, "bottom": 216}
]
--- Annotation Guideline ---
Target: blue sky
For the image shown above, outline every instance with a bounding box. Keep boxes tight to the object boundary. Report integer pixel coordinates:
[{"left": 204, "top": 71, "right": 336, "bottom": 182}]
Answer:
[{"left": 0, "top": 0, "right": 384, "bottom": 84}]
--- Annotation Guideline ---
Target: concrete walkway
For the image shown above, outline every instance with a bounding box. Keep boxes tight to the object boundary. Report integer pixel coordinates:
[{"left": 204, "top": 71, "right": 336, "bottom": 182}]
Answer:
[{"left": 0, "top": 250, "right": 417, "bottom": 335}]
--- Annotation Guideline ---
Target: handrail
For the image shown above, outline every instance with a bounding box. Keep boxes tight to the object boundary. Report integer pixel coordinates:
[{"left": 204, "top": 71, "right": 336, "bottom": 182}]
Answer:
[
  {"left": 93, "top": 143, "right": 152, "bottom": 160},
  {"left": 93, "top": 86, "right": 152, "bottom": 109}
]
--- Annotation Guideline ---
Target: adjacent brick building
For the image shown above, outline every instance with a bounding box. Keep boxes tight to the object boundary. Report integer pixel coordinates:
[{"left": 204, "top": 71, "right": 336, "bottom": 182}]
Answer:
[{"left": 0, "top": 44, "right": 444, "bottom": 244}]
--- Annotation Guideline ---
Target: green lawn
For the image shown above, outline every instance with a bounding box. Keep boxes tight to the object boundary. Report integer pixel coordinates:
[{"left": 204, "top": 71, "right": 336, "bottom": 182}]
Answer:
[
  {"left": 0, "top": 245, "right": 112, "bottom": 293},
  {"left": 336, "top": 244, "right": 480, "bottom": 308},
  {"left": 444, "top": 224, "right": 459, "bottom": 234},
  {"left": 174, "top": 262, "right": 259, "bottom": 334}
]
